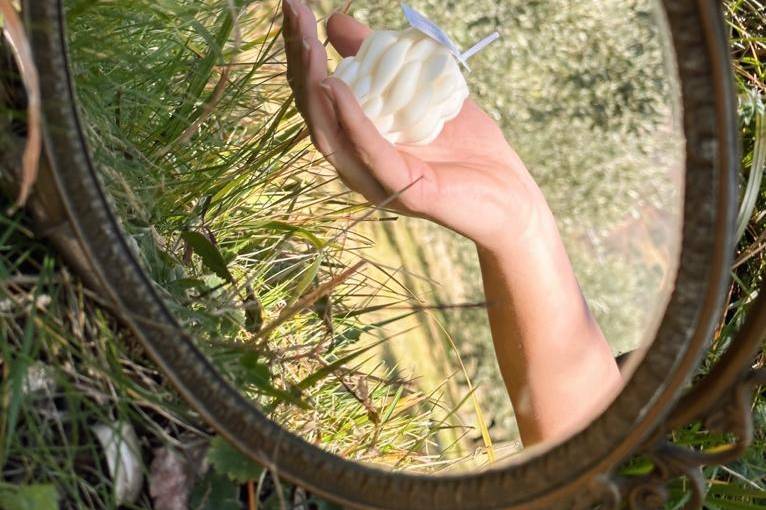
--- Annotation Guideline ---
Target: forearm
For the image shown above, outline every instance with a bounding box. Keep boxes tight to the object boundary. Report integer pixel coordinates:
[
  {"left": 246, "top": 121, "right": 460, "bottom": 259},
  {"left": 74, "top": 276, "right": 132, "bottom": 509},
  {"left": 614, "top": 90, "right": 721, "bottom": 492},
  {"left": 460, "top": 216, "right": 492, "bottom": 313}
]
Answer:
[{"left": 477, "top": 196, "right": 622, "bottom": 446}]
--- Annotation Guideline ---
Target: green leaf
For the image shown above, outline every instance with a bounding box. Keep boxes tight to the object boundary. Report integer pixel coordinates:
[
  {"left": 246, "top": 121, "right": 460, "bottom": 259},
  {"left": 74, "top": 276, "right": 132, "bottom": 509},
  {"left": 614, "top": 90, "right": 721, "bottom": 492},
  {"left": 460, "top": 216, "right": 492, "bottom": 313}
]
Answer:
[
  {"left": 0, "top": 484, "right": 58, "bottom": 510},
  {"left": 157, "top": 8, "right": 235, "bottom": 143},
  {"left": 736, "top": 108, "right": 766, "bottom": 241},
  {"left": 260, "top": 220, "right": 325, "bottom": 249},
  {"left": 1, "top": 311, "right": 38, "bottom": 465},
  {"left": 289, "top": 254, "right": 323, "bottom": 304},
  {"left": 189, "top": 470, "right": 241, "bottom": 510},
  {"left": 165, "top": 278, "right": 208, "bottom": 295},
  {"left": 207, "top": 436, "right": 264, "bottom": 484},
  {"left": 328, "top": 312, "right": 417, "bottom": 352},
  {"left": 380, "top": 386, "right": 404, "bottom": 424},
  {"left": 181, "top": 231, "right": 234, "bottom": 283},
  {"left": 239, "top": 353, "right": 270, "bottom": 386},
  {"left": 704, "top": 498, "right": 766, "bottom": 510},
  {"left": 707, "top": 482, "right": 766, "bottom": 500},
  {"left": 66, "top": 0, "right": 100, "bottom": 18},
  {"left": 618, "top": 455, "right": 654, "bottom": 476}
]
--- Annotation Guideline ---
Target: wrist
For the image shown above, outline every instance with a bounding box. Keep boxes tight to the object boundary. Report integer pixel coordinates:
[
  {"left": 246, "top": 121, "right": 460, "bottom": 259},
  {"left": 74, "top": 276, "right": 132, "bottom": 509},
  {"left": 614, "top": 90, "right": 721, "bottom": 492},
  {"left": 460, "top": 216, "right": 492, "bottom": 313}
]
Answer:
[
  {"left": 475, "top": 197, "right": 600, "bottom": 366},
  {"left": 473, "top": 184, "right": 558, "bottom": 257}
]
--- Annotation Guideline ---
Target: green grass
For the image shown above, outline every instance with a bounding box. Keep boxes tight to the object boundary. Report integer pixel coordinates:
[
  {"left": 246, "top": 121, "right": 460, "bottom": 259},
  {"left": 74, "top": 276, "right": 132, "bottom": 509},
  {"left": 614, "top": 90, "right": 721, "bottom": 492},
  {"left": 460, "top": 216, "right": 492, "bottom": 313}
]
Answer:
[
  {"left": 62, "top": 0, "right": 471, "bottom": 468},
  {"left": 659, "top": 1, "right": 766, "bottom": 508},
  {"left": 1, "top": 0, "right": 765, "bottom": 508}
]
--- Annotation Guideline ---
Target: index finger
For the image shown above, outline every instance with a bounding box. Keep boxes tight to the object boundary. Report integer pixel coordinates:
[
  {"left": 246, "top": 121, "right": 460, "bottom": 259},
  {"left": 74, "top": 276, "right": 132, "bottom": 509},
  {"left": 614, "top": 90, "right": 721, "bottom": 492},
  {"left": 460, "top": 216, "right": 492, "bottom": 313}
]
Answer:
[{"left": 327, "top": 13, "right": 373, "bottom": 57}]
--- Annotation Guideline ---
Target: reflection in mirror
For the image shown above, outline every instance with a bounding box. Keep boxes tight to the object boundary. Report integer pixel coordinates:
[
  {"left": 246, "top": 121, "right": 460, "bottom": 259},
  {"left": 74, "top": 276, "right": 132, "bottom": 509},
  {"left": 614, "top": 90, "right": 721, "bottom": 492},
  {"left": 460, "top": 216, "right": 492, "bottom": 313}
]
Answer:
[{"left": 64, "top": 0, "right": 683, "bottom": 472}]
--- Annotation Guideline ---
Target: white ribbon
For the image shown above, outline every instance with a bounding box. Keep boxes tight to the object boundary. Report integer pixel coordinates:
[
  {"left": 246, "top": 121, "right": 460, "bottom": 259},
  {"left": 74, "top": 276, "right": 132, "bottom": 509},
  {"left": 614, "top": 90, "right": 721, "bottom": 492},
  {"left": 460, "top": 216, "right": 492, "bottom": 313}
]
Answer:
[{"left": 401, "top": 2, "right": 499, "bottom": 71}]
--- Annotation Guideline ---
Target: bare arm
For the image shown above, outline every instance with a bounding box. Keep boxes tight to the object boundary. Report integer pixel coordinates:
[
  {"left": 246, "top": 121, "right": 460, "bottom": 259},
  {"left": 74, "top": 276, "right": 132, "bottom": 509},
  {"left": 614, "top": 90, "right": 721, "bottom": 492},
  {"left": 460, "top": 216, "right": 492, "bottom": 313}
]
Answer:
[
  {"left": 282, "top": 0, "right": 622, "bottom": 446},
  {"left": 476, "top": 192, "right": 622, "bottom": 445}
]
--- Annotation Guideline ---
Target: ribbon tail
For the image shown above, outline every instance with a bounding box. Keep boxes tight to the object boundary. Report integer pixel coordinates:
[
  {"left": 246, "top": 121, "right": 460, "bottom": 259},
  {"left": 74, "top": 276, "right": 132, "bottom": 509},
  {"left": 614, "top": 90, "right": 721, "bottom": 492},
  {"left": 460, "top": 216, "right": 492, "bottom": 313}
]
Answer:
[{"left": 461, "top": 32, "right": 500, "bottom": 62}]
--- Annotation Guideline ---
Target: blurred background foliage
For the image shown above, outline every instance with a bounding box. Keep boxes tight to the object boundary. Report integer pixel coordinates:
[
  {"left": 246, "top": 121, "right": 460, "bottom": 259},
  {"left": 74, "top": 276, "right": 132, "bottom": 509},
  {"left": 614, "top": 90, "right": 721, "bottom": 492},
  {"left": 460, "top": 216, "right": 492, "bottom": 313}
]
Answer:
[
  {"left": 326, "top": 0, "right": 683, "bottom": 443},
  {"left": 344, "top": 0, "right": 683, "bottom": 350}
]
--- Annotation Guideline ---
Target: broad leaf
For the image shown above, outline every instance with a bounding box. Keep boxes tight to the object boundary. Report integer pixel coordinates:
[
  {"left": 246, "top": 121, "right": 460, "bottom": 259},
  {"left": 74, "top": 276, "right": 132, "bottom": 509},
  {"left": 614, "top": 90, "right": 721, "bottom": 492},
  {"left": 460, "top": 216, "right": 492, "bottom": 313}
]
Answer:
[{"left": 181, "top": 230, "right": 234, "bottom": 283}]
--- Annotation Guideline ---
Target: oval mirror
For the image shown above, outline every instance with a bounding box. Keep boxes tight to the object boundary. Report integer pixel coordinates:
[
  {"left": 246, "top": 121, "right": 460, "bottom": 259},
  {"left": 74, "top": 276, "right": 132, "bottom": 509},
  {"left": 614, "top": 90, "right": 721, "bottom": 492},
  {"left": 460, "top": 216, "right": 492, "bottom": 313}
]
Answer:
[
  {"left": 63, "top": 0, "right": 686, "bottom": 467},
  {"left": 12, "top": 0, "right": 746, "bottom": 507}
]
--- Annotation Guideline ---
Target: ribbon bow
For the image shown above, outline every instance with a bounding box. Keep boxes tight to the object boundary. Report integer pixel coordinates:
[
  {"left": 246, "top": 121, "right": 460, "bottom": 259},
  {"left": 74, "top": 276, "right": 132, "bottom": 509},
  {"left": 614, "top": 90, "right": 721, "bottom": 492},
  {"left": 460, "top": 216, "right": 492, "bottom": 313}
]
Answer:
[{"left": 401, "top": 3, "right": 500, "bottom": 72}]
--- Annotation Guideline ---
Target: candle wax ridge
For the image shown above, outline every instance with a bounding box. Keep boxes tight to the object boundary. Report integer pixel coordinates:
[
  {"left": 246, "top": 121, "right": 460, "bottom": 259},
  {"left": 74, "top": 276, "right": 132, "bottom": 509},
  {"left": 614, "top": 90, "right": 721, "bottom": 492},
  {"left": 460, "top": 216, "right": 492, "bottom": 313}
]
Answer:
[{"left": 332, "top": 28, "right": 469, "bottom": 146}]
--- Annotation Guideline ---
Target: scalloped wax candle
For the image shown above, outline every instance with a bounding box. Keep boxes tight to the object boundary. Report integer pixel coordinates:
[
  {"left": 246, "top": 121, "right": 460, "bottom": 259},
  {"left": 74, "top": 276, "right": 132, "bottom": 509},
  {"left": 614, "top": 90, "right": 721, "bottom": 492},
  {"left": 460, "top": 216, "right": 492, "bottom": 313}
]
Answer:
[{"left": 331, "top": 5, "right": 499, "bottom": 146}]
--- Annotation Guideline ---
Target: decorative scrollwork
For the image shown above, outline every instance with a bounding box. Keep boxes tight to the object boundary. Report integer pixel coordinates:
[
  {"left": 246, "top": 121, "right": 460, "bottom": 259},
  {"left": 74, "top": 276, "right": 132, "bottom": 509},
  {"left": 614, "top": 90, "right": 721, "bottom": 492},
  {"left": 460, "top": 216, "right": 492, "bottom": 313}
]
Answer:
[
  {"left": 627, "top": 479, "right": 671, "bottom": 510},
  {"left": 613, "top": 363, "right": 766, "bottom": 510},
  {"left": 618, "top": 443, "right": 705, "bottom": 510},
  {"left": 569, "top": 475, "right": 621, "bottom": 510}
]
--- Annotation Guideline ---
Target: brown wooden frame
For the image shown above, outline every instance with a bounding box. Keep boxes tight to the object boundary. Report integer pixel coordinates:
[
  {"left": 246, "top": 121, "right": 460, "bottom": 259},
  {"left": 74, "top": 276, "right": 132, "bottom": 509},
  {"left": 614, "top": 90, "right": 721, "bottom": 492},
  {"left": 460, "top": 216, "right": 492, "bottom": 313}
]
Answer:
[{"left": 3, "top": 0, "right": 763, "bottom": 508}]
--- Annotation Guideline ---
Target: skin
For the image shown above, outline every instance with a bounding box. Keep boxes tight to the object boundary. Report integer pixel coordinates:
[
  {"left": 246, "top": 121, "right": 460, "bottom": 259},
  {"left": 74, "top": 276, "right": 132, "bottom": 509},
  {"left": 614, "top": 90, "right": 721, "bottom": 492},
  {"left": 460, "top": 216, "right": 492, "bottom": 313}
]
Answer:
[{"left": 282, "top": 0, "right": 622, "bottom": 447}]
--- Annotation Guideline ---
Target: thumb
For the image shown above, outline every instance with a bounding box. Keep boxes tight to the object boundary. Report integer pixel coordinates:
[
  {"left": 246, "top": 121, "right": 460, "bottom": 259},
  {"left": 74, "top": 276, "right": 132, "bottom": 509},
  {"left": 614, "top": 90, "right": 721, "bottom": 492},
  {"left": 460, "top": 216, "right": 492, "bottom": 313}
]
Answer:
[
  {"left": 321, "top": 77, "right": 435, "bottom": 212},
  {"left": 327, "top": 12, "right": 373, "bottom": 57}
]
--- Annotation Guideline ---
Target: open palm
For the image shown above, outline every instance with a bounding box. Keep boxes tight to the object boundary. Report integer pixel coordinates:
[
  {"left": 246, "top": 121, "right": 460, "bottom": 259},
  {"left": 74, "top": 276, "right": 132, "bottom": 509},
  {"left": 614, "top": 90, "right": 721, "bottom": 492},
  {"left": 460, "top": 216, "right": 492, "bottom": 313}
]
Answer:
[
  {"left": 282, "top": 1, "right": 623, "bottom": 447},
  {"left": 283, "top": 1, "right": 543, "bottom": 249}
]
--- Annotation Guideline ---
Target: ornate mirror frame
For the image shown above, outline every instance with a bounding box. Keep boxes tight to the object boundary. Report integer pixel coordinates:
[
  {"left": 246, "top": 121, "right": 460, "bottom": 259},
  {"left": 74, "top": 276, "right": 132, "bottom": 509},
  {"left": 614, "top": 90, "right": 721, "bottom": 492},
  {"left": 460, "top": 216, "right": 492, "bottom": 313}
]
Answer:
[{"left": 2, "top": 0, "right": 763, "bottom": 508}]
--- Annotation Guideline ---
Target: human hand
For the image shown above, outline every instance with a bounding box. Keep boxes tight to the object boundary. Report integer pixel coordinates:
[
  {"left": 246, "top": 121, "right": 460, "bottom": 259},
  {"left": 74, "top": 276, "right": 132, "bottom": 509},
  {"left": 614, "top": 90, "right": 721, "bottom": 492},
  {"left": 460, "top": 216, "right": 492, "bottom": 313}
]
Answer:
[
  {"left": 282, "top": 0, "right": 548, "bottom": 251},
  {"left": 282, "top": 1, "right": 622, "bottom": 447}
]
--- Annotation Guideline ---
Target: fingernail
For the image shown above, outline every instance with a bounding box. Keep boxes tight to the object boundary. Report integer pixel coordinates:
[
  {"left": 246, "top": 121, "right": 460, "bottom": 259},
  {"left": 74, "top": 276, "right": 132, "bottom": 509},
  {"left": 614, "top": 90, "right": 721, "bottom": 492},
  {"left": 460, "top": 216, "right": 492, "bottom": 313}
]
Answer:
[
  {"left": 325, "top": 9, "right": 339, "bottom": 30},
  {"left": 284, "top": 0, "right": 297, "bottom": 18}
]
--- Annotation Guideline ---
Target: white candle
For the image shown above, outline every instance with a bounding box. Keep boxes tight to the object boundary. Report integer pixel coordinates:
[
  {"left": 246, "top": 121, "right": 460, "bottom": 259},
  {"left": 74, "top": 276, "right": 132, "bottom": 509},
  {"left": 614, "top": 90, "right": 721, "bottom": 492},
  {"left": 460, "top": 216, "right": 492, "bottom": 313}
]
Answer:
[
  {"left": 331, "top": 4, "right": 498, "bottom": 146},
  {"left": 334, "top": 27, "right": 469, "bottom": 146},
  {"left": 335, "top": 4, "right": 499, "bottom": 145},
  {"left": 335, "top": 28, "right": 468, "bottom": 145}
]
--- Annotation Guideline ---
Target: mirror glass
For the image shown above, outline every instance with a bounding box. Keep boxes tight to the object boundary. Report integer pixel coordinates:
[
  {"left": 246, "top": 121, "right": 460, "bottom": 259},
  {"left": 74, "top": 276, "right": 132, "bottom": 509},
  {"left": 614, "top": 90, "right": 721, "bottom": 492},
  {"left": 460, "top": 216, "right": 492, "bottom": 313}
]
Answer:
[{"left": 63, "top": 0, "right": 684, "bottom": 472}]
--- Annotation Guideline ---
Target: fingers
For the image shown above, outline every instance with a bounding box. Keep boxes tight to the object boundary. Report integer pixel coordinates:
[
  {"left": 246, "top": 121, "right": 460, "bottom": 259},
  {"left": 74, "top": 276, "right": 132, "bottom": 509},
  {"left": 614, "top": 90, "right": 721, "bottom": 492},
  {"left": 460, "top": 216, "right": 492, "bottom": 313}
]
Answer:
[
  {"left": 286, "top": 0, "right": 318, "bottom": 39},
  {"left": 327, "top": 12, "right": 373, "bottom": 57},
  {"left": 283, "top": 1, "right": 334, "bottom": 153},
  {"left": 300, "top": 38, "right": 333, "bottom": 153},
  {"left": 282, "top": 0, "right": 303, "bottom": 104},
  {"left": 321, "top": 78, "right": 436, "bottom": 212},
  {"left": 299, "top": 43, "right": 388, "bottom": 202},
  {"left": 282, "top": 0, "right": 317, "bottom": 113},
  {"left": 281, "top": 2, "right": 393, "bottom": 204}
]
